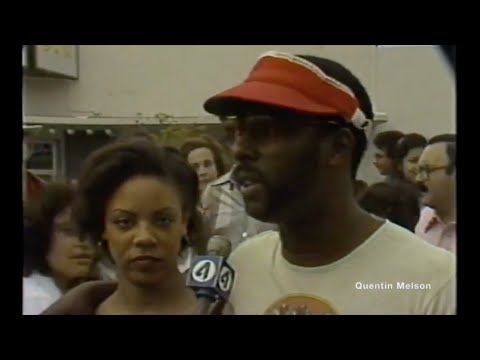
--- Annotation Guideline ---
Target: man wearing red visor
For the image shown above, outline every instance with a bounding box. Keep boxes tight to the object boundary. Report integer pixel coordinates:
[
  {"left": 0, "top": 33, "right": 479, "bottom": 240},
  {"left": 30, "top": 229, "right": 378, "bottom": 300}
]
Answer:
[{"left": 204, "top": 51, "right": 455, "bottom": 315}]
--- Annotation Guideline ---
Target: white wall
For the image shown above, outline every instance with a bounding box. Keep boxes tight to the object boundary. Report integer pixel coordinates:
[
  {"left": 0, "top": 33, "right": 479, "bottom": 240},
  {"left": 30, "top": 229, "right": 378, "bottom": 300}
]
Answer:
[
  {"left": 25, "top": 45, "right": 375, "bottom": 118},
  {"left": 375, "top": 46, "right": 455, "bottom": 137},
  {"left": 24, "top": 45, "right": 455, "bottom": 183}
]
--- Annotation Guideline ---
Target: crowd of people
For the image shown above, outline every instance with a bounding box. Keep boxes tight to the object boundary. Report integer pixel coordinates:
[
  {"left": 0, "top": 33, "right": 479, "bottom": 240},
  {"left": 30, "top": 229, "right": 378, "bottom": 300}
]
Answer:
[
  {"left": 366, "top": 131, "right": 456, "bottom": 253},
  {"left": 23, "top": 50, "right": 456, "bottom": 315}
]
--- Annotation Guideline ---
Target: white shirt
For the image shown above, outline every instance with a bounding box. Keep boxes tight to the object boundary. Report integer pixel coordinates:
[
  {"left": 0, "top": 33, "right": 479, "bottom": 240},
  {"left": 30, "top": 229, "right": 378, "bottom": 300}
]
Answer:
[
  {"left": 23, "top": 272, "right": 62, "bottom": 315},
  {"left": 228, "top": 221, "right": 456, "bottom": 315},
  {"left": 201, "top": 171, "right": 277, "bottom": 251}
]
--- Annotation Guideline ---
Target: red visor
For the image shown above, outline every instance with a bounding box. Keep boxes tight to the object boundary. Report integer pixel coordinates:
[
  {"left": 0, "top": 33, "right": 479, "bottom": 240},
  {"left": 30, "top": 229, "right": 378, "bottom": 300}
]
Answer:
[{"left": 204, "top": 51, "right": 370, "bottom": 131}]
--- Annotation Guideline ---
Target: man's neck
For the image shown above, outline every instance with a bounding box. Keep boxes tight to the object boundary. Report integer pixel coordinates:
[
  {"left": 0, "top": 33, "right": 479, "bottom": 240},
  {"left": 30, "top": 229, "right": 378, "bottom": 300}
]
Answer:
[{"left": 279, "top": 196, "right": 383, "bottom": 267}]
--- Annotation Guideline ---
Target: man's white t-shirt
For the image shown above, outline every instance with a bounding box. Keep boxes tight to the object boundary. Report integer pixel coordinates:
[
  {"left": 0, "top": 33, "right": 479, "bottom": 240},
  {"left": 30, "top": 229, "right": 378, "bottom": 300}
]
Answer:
[{"left": 228, "top": 221, "right": 455, "bottom": 315}]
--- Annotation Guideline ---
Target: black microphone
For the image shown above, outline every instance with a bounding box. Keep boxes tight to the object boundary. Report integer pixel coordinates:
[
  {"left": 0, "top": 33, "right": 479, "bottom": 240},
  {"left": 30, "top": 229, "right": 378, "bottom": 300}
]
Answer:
[{"left": 186, "top": 236, "right": 235, "bottom": 314}]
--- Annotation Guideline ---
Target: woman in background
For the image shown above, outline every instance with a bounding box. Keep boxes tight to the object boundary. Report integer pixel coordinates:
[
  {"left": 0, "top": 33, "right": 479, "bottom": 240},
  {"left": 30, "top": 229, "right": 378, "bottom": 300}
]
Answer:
[
  {"left": 180, "top": 136, "right": 227, "bottom": 194},
  {"left": 373, "top": 131, "right": 423, "bottom": 219},
  {"left": 394, "top": 133, "right": 427, "bottom": 183},
  {"left": 23, "top": 183, "right": 97, "bottom": 314},
  {"left": 373, "top": 131, "right": 405, "bottom": 182}
]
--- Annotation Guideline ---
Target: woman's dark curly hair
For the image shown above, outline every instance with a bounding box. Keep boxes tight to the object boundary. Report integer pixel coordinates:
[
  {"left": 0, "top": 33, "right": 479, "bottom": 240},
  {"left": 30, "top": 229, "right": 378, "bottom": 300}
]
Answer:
[
  {"left": 72, "top": 139, "right": 207, "bottom": 255},
  {"left": 24, "top": 183, "right": 75, "bottom": 277}
]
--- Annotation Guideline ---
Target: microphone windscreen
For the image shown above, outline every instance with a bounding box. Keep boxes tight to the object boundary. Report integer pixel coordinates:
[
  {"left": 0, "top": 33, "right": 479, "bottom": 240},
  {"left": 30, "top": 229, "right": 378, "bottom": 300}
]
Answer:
[{"left": 206, "top": 235, "right": 232, "bottom": 258}]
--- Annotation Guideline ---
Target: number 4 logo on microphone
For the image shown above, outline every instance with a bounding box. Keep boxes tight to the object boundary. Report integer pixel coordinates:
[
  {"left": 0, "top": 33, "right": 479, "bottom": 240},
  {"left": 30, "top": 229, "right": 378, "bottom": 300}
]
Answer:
[
  {"left": 186, "top": 255, "right": 236, "bottom": 300},
  {"left": 192, "top": 260, "right": 217, "bottom": 283},
  {"left": 219, "top": 265, "right": 234, "bottom": 292}
]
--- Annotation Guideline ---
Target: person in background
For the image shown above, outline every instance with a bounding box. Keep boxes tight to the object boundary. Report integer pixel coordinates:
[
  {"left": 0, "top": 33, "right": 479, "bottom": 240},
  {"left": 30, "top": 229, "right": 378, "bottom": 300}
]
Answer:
[
  {"left": 373, "top": 130, "right": 405, "bottom": 181},
  {"left": 201, "top": 118, "right": 277, "bottom": 252},
  {"left": 202, "top": 51, "right": 455, "bottom": 314},
  {"left": 415, "top": 134, "right": 456, "bottom": 254},
  {"left": 394, "top": 133, "right": 427, "bottom": 183},
  {"left": 41, "top": 140, "right": 221, "bottom": 315},
  {"left": 353, "top": 179, "right": 368, "bottom": 201},
  {"left": 23, "top": 183, "right": 98, "bottom": 314},
  {"left": 161, "top": 142, "right": 210, "bottom": 274},
  {"left": 373, "top": 131, "right": 423, "bottom": 216},
  {"left": 26, "top": 170, "right": 47, "bottom": 201},
  {"left": 359, "top": 182, "right": 420, "bottom": 232},
  {"left": 180, "top": 136, "right": 226, "bottom": 194}
]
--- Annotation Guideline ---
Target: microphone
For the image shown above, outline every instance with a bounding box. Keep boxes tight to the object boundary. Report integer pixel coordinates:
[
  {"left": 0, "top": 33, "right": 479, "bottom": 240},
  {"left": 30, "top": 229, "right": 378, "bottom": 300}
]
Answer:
[
  {"left": 186, "top": 236, "right": 235, "bottom": 314},
  {"left": 206, "top": 235, "right": 232, "bottom": 257}
]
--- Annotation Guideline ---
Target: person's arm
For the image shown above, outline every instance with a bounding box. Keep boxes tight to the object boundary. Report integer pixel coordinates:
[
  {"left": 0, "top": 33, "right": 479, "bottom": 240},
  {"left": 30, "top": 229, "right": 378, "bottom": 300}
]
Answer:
[{"left": 41, "top": 281, "right": 116, "bottom": 315}]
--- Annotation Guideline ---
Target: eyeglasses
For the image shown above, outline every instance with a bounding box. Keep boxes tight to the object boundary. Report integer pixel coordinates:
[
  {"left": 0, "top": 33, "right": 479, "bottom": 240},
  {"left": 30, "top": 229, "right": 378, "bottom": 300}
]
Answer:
[
  {"left": 417, "top": 165, "right": 449, "bottom": 180},
  {"left": 220, "top": 114, "right": 344, "bottom": 144}
]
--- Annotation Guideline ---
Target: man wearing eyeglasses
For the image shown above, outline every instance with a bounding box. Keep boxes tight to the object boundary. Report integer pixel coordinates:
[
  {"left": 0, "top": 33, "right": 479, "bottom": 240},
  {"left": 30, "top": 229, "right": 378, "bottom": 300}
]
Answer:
[
  {"left": 203, "top": 51, "right": 455, "bottom": 314},
  {"left": 415, "top": 134, "right": 456, "bottom": 254}
]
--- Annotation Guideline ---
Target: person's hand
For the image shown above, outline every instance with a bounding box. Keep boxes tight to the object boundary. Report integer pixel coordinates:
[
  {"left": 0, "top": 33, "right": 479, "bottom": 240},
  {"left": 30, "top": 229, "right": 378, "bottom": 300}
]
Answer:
[
  {"left": 209, "top": 299, "right": 235, "bottom": 315},
  {"left": 41, "top": 281, "right": 116, "bottom": 315},
  {"left": 193, "top": 297, "right": 234, "bottom": 315}
]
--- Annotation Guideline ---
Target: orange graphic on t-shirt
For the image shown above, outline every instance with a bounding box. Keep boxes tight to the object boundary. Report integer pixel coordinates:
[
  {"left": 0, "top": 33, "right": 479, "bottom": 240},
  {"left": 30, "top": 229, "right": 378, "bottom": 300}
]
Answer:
[{"left": 265, "top": 295, "right": 339, "bottom": 315}]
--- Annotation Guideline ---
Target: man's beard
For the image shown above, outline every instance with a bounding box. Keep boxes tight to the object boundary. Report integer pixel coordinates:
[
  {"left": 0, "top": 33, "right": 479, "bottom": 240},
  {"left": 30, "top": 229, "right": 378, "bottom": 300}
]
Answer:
[{"left": 256, "top": 165, "right": 319, "bottom": 224}]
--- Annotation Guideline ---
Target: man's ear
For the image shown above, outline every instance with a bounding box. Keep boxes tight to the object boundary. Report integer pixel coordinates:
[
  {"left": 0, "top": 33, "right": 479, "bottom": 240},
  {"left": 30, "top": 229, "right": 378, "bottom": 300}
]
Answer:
[{"left": 327, "top": 128, "right": 355, "bottom": 166}]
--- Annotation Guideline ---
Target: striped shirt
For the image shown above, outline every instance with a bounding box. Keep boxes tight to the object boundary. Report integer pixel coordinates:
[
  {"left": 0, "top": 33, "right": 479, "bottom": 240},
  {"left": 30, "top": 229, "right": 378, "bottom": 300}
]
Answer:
[{"left": 201, "top": 171, "right": 277, "bottom": 252}]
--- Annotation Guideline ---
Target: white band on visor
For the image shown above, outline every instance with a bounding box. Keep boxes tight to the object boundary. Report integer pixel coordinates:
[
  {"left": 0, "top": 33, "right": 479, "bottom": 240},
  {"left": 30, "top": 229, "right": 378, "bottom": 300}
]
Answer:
[{"left": 258, "top": 51, "right": 373, "bottom": 138}]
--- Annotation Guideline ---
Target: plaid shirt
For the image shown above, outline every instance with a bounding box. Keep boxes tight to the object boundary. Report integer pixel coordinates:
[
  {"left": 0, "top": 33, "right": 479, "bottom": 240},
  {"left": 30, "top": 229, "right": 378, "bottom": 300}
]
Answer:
[{"left": 201, "top": 171, "right": 277, "bottom": 252}]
